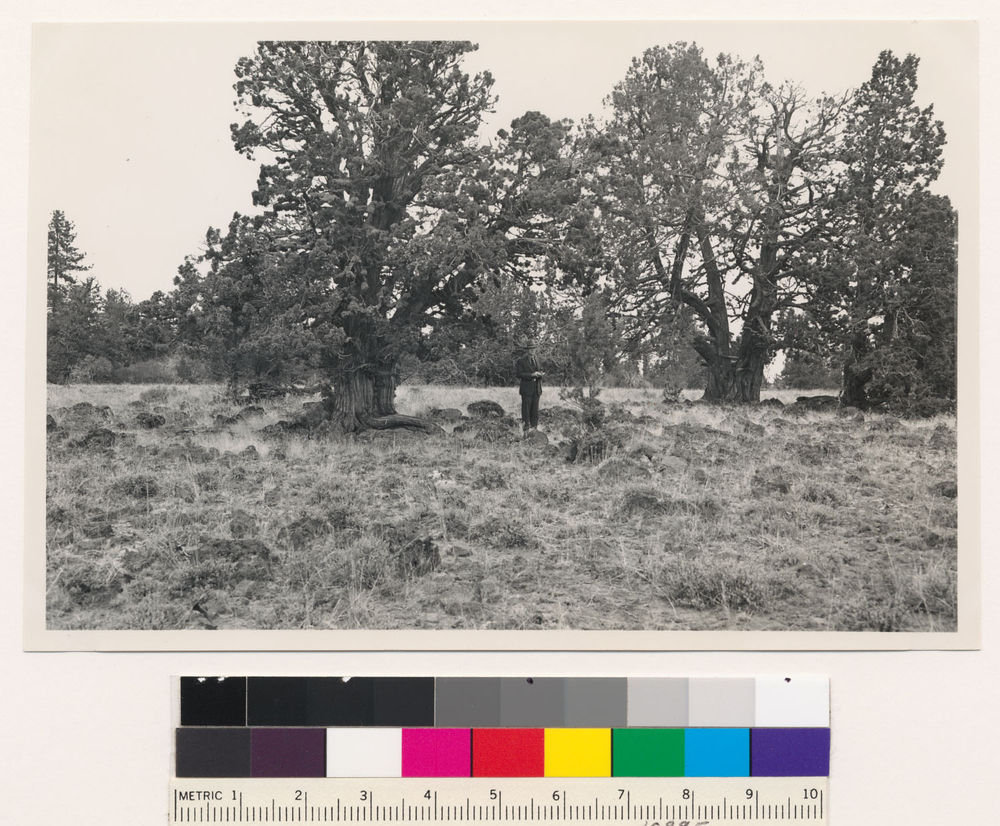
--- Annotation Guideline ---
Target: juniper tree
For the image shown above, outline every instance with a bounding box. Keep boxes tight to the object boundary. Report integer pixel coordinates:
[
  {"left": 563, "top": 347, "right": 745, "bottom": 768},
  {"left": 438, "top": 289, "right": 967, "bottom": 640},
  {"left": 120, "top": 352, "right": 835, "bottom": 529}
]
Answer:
[
  {"left": 229, "top": 41, "right": 499, "bottom": 431},
  {"left": 821, "top": 51, "right": 953, "bottom": 410}
]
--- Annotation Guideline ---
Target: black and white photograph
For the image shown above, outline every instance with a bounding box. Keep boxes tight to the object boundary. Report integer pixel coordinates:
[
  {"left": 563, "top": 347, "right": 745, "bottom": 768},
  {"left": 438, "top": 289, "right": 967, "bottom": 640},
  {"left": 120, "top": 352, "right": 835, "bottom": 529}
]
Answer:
[{"left": 27, "top": 20, "right": 978, "bottom": 647}]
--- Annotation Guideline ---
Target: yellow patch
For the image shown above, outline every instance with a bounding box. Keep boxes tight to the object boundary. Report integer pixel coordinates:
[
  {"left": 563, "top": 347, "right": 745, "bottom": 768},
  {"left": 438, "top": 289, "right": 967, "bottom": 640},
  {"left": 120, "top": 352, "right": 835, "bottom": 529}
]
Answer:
[{"left": 544, "top": 729, "right": 611, "bottom": 777}]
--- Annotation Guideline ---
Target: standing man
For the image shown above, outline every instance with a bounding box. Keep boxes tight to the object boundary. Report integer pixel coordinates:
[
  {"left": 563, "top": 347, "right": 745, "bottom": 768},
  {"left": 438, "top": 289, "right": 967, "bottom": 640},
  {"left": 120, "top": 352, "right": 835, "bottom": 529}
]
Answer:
[{"left": 515, "top": 338, "right": 544, "bottom": 432}]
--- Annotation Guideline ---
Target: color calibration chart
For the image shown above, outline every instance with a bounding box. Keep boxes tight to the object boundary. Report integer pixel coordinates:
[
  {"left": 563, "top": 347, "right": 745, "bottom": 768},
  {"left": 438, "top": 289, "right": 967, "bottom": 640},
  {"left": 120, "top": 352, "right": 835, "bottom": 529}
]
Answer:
[{"left": 171, "top": 676, "right": 830, "bottom": 824}]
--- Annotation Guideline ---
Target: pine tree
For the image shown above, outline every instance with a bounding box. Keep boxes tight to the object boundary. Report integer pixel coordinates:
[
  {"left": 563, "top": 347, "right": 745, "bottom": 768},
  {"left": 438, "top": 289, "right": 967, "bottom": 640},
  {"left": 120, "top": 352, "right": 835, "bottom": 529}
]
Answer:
[{"left": 47, "top": 210, "right": 92, "bottom": 302}]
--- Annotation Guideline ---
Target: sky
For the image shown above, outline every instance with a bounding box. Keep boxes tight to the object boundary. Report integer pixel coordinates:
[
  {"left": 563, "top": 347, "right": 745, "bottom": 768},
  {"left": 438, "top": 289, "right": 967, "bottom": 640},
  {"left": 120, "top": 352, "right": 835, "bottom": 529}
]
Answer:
[{"left": 29, "top": 20, "right": 977, "bottom": 301}]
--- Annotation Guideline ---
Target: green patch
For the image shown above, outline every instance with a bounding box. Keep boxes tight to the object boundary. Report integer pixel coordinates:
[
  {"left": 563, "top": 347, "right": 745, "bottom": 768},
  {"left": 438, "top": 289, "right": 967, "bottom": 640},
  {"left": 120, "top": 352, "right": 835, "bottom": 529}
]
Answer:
[{"left": 613, "top": 728, "right": 684, "bottom": 777}]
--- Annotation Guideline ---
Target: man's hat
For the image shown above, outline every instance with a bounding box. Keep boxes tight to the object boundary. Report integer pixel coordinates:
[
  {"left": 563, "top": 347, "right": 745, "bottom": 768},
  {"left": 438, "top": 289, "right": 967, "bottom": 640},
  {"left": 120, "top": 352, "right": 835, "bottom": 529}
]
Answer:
[{"left": 521, "top": 338, "right": 538, "bottom": 349}]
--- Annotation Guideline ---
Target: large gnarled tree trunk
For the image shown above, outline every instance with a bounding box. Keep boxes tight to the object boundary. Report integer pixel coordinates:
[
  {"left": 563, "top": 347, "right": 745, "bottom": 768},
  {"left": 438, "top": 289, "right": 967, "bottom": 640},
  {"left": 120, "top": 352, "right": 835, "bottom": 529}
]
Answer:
[
  {"left": 691, "top": 219, "right": 774, "bottom": 404},
  {"left": 325, "top": 327, "right": 441, "bottom": 435}
]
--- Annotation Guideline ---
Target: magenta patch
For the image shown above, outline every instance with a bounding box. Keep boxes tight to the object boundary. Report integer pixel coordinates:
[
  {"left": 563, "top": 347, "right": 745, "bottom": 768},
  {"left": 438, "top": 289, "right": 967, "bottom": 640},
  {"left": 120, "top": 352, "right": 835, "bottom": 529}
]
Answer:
[{"left": 402, "top": 728, "right": 471, "bottom": 777}]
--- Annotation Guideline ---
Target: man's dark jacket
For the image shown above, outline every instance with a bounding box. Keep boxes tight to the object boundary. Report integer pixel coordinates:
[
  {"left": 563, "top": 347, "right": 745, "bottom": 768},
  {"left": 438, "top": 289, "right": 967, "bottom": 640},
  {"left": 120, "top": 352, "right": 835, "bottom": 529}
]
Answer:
[{"left": 515, "top": 354, "right": 543, "bottom": 397}]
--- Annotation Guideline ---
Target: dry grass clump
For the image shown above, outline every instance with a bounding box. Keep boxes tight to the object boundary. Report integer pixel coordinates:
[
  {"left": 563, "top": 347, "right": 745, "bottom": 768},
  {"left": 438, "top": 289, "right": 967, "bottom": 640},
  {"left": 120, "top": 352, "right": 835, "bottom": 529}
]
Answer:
[
  {"left": 656, "top": 555, "right": 801, "bottom": 613},
  {"left": 45, "top": 382, "right": 960, "bottom": 632}
]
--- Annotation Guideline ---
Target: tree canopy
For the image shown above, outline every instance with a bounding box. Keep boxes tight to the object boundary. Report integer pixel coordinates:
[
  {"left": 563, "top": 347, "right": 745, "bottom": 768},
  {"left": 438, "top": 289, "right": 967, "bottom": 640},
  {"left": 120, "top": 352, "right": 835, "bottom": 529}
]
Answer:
[{"left": 45, "top": 42, "right": 959, "bottom": 417}]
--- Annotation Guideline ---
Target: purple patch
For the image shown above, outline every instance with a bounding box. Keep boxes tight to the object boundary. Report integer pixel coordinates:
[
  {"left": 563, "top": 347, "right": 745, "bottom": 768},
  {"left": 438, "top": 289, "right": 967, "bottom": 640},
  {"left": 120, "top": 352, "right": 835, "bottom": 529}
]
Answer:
[
  {"left": 751, "top": 728, "right": 830, "bottom": 776},
  {"left": 252, "top": 728, "right": 326, "bottom": 777}
]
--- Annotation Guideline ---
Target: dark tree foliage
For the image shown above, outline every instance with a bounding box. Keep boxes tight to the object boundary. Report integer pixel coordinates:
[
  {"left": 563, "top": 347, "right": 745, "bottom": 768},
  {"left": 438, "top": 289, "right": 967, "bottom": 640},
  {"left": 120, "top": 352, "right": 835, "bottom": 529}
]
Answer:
[
  {"left": 588, "top": 44, "right": 846, "bottom": 403},
  {"left": 814, "top": 51, "right": 953, "bottom": 411},
  {"left": 47, "top": 210, "right": 92, "bottom": 297},
  {"left": 407, "top": 274, "right": 550, "bottom": 386},
  {"left": 640, "top": 303, "right": 709, "bottom": 391},
  {"left": 228, "top": 41, "right": 503, "bottom": 430},
  {"left": 860, "top": 190, "right": 957, "bottom": 411},
  {"left": 45, "top": 43, "right": 956, "bottom": 417},
  {"left": 226, "top": 42, "right": 595, "bottom": 429},
  {"left": 47, "top": 278, "right": 104, "bottom": 383},
  {"left": 168, "top": 216, "right": 320, "bottom": 397},
  {"left": 47, "top": 211, "right": 98, "bottom": 382},
  {"left": 544, "top": 289, "right": 621, "bottom": 395}
]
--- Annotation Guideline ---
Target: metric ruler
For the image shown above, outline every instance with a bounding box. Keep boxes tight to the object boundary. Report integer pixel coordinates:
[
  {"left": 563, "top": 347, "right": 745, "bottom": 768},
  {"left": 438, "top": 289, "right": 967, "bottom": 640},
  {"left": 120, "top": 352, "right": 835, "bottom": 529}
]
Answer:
[{"left": 169, "top": 778, "right": 828, "bottom": 824}]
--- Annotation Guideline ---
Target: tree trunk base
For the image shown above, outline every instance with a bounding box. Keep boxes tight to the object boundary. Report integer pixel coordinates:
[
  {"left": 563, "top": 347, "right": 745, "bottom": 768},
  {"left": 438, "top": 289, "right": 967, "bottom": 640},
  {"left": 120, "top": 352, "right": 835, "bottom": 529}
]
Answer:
[
  {"left": 326, "top": 411, "right": 444, "bottom": 436},
  {"left": 367, "top": 414, "right": 445, "bottom": 435}
]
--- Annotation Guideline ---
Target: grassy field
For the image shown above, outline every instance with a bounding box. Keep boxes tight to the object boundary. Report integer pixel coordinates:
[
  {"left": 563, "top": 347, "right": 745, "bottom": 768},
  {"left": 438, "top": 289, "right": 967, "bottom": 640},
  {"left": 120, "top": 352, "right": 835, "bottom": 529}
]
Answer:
[{"left": 45, "top": 383, "right": 958, "bottom": 632}]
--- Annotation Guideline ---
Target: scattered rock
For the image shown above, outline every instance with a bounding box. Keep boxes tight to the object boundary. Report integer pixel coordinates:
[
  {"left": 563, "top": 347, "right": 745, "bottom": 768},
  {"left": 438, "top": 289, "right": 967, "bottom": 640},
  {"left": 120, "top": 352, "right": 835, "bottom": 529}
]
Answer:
[
  {"left": 628, "top": 442, "right": 657, "bottom": 461},
  {"left": 429, "top": 408, "right": 464, "bottom": 422},
  {"left": 523, "top": 429, "right": 549, "bottom": 447},
  {"left": 159, "top": 444, "right": 214, "bottom": 463},
  {"left": 596, "top": 456, "right": 651, "bottom": 482},
  {"left": 46, "top": 414, "right": 57, "bottom": 432},
  {"left": 475, "top": 576, "right": 502, "bottom": 604},
  {"left": 299, "top": 401, "right": 329, "bottom": 429},
  {"left": 722, "top": 415, "right": 766, "bottom": 437},
  {"left": 61, "top": 559, "right": 125, "bottom": 606},
  {"left": 60, "top": 402, "right": 113, "bottom": 427},
  {"left": 136, "top": 411, "right": 166, "bottom": 429},
  {"left": 606, "top": 403, "right": 636, "bottom": 423},
  {"left": 538, "top": 406, "right": 581, "bottom": 427},
  {"left": 229, "top": 509, "right": 257, "bottom": 539},
  {"left": 618, "top": 489, "right": 670, "bottom": 517},
  {"left": 868, "top": 417, "right": 902, "bottom": 433},
  {"left": 393, "top": 536, "right": 442, "bottom": 577},
  {"left": 70, "top": 401, "right": 111, "bottom": 418},
  {"left": 358, "top": 428, "right": 431, "bottom": 444},
  {"left": 802, "top": 485, "right": 839, "bottom": 505},
  {"left": 930, "top": 480, "right": 958, "bottom": 499},
  {"left": 239, "top": 445, "right": 259, "bottom": 460},
  {"left": 770, "top": 417, "right": 794, "bottom": 429},
  {"left": 235, "top": 406, "right": 266, "bottom": 421},
  {"left": 279, "top": 512, "right": 348, "bottom": 551},
  {"left": 270, "top": 448, "right": 287, "bottom": 461},
  {"left": 758, "top": 397, "right": 785, "bottom": 408},
  {"left": 660, "top": 455, "right": 689, "bottom": 474},
  {"left": 467, "top": 400, "right": 506, "bottom": 419},
  {"left": 196, "top": 538, "right": 274, "bottom": 580},
  {"left": 81, "top": 517, "right": 114, "bottom": 539},
  {"left": 76, "top": 428, "right": 117, "bottom": 449},
  {"left": 752, "top": 465, "right": 792, "bottom": 496},
  {"left": 796, "top": 440, "right": 840, "bottom": 464},
  {"left": 453, "top": 418, "right": 520, "bottom": 443},
  {"left": 258, "top": 421, "right": 296, "bottom": 438},
  {"left": 928, "top": 424, "right": 954, "bottom": 451},
  {"left": 110, "top": 474, "right": 158, "bottom": 497},
  {"left": 194, "top": 470, "right": 220, "bottom": 490},
  {"left": 887, "top": 433, "right": 926, "bottom": 450}
]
